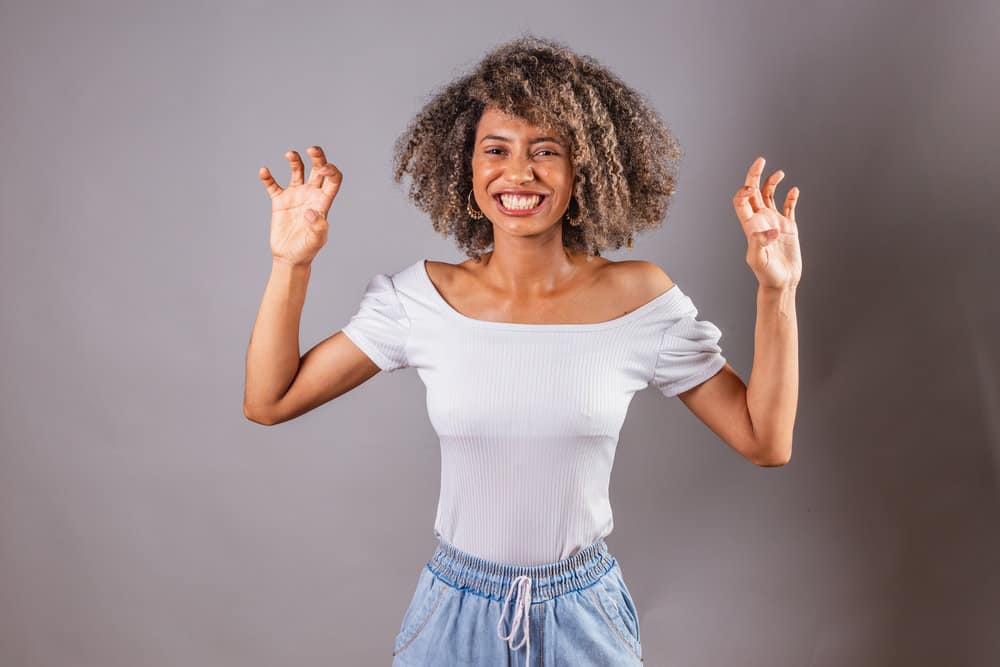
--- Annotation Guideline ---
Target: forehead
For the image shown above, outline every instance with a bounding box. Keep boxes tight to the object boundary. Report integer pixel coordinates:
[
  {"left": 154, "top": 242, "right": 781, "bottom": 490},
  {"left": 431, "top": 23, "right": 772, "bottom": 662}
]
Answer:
[{"left": 475, "top": 106, "right": 563, "bottom": 142}]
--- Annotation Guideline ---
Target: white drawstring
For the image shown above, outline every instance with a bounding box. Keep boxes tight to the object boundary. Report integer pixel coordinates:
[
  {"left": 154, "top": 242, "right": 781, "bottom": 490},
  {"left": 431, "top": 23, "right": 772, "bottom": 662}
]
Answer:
[{"left": 496, "top": 574, "right": 532, "bottom": 667}]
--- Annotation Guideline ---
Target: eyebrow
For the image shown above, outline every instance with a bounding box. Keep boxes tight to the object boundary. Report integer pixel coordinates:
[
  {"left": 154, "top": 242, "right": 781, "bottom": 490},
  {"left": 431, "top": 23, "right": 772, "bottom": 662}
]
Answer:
[{"left": 479, "top": 134, "right": 562, "bottom": 145}]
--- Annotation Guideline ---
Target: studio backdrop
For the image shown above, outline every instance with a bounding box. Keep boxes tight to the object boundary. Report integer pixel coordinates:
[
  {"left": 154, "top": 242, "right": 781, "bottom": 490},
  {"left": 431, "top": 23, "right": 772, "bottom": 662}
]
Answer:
[{"left": 1, "top": 1, "right": 998, "bottom": 666}]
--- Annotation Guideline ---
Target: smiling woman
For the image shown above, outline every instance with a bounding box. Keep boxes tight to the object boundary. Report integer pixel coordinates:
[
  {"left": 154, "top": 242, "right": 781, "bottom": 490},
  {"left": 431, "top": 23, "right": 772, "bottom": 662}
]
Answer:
[
  {"left": 246, "top": 30, "right": 799, "bottom": 667},
  {"left": 367, "top": 36, "right": 711, "bottom": 667}
]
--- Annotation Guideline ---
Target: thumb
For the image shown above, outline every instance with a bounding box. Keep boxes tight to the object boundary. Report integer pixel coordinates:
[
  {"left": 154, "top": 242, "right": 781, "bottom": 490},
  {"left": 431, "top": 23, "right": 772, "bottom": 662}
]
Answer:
[
  {"left": 304, "top": 208, "right": 327, "bottom": 227},
  {"left": 303, "top": 209, "right": 330, "bottom": 238},
  {"left": 756, "top": 228, "right": 779, "bottom": 247}
]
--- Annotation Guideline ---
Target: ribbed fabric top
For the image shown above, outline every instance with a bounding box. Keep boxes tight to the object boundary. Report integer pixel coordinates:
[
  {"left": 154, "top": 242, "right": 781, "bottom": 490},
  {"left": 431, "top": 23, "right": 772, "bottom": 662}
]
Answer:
[{"left": 341, "top": 259, "right": 727, "bottom": 565}]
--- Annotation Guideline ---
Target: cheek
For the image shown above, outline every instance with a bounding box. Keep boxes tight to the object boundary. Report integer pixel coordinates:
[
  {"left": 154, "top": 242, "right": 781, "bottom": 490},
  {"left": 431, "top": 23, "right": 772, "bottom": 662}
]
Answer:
[
  {"left": 472, "top": 161, "right": 500, "bottom": 182},
  {"left": 540, "top": 164, "right": 572, "bottom": 184},
  {"left": 546, "top": 173, "right": 573, "bottom": 197}
]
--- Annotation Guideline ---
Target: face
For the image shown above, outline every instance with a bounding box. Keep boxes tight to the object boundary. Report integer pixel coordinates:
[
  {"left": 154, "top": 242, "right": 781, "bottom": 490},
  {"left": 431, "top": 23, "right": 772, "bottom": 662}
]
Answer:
[{"left": 471, "top": 106, "right": 575, "bottom": 236}]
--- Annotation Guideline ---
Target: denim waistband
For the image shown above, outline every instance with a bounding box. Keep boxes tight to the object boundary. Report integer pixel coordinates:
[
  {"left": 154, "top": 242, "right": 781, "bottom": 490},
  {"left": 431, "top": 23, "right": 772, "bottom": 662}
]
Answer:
[{"left": 426, "top": 536, "right": 616, "bottom": 604}]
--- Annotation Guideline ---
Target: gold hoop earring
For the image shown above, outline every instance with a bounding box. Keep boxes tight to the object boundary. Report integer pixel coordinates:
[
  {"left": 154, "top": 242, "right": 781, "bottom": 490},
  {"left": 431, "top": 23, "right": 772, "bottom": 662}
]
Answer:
[
  {"left": 563, "top": 197, "right": 580, "bottom": 226},
  {"left": 467, "top": 190, "right": 484, "bottom": 220}
]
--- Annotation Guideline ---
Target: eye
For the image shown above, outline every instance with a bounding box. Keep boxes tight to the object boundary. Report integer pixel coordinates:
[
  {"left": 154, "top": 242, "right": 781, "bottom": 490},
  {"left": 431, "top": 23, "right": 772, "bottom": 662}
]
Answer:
[
  {"left": 485, "top": 148, "right": 505, "bottom": 155},
  {"left": 537, "top": 150, "right": 558, "bottom": 156}
]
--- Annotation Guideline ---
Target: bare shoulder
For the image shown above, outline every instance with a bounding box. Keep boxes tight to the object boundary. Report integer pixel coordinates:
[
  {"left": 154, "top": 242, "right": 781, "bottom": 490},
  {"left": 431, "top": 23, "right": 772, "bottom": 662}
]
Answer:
[
  {"left": 603, "top": 259, "right": 676, "bottom": 299},
  {"left": 425, "top": 258, "right": 463, "bottom": 288}
]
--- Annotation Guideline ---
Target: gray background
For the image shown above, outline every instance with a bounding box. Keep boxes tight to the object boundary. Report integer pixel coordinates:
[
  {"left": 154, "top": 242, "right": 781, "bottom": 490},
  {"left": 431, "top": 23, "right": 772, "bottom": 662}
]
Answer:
[{"left": 2, "top": 0, "right": 998, "bottom": 665}]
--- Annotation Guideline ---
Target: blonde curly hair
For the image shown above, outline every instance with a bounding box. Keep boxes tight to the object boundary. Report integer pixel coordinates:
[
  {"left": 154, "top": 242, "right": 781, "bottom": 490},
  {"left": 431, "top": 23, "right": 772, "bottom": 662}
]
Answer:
[{"left": 392, "top": 34, "right": 683, "bottom": 260}]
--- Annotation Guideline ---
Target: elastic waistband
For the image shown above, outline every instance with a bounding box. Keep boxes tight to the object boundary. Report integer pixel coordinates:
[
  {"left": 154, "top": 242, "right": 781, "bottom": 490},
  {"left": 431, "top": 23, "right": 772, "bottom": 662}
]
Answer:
[{"left": 426, "top": 537, "right": 616, "bottom": 604}]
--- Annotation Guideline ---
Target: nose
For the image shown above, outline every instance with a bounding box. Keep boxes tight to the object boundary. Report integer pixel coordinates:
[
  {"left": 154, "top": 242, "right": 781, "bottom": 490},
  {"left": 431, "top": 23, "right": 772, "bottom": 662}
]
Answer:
[{"left": 505, "top": 154, "right": 536, "bottom": 184}]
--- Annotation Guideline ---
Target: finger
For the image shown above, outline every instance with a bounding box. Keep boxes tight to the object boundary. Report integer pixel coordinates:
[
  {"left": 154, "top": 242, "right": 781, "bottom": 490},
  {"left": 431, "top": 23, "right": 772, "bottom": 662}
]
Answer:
[
  {"left": 321, "top": 162, "right": 343, "bottom": 199},
  {"left": 286, "top": 150, "right": 305, "bottom": 187},
  {"left": 763, "top": 169, "right": 784, "bottom": 210},
  {"left": 306, "top": 145, "right": 329, "bottom": 188},
  {"left": 743, "top": 156, "right": 766, "bottom": 210},
  {"left": 258, "top": 166, "right": 283, "bottom": 199},
  {"left": 733, "top": 185, "right": 756, "bottom": 223},
  {"left": 783, "top": 186, "right": 800, "bottom": 222},
  {"left": 743, "top": 156, "right": 765, "bottom": 189}
]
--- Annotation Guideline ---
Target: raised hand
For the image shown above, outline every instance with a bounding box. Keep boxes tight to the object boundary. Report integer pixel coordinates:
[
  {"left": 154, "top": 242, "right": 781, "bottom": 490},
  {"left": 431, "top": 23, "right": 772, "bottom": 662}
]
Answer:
[
  {"left": 259, "top": 146, "right": 342, "bottom": 267},
  {"left": 732, "top": 156, "right": 802, "bottom": 289}
]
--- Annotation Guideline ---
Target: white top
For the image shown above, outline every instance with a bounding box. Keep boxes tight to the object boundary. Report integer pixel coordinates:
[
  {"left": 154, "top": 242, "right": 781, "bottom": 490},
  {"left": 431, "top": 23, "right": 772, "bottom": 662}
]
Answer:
[{"left": 341, "top": 259, "right": 727, "bottom": 565}]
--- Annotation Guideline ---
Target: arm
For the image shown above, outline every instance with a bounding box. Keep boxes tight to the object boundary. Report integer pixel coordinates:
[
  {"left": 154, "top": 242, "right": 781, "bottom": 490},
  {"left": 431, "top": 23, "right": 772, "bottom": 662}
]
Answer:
[
  {"left": 678, "top": 285, "right": 797, "bottom": 466},
  {"left": 745, "top": 285, "right": 798, "bottom": 464},
  {"left": 676, "top": 156, "right": 802, "bottom": 466},
  {"left": 242, "top": 258, "right": 383, "bottom": 426},
  {"left": 242, "top": 258, "right": 310, "bottom": 421},
  {"left": 244, "top": 147, "right": 383, "bottom": 425}
]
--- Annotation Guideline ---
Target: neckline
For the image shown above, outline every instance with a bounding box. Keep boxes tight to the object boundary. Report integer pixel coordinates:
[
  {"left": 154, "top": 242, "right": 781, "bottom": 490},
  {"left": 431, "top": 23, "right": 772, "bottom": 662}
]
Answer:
[{"left": 419, "top": 259, "right": 680, "bottom": 331}]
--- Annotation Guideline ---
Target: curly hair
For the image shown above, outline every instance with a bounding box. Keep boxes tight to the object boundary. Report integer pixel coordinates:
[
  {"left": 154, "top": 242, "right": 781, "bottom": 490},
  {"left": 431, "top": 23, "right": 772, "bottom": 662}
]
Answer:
[{"left": 392, "top": 34, "right": 683, "bottom": 261}]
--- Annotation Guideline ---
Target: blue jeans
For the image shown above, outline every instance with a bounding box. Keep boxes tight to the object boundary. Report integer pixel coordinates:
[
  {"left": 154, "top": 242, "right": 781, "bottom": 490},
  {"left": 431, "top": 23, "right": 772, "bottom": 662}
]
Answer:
[{"left": 390, "top": 536, "right": 644, "bottom": 666}]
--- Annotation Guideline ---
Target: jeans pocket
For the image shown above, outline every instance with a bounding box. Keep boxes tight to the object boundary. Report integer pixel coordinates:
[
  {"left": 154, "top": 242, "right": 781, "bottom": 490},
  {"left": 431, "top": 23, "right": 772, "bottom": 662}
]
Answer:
[
  {"left": 616, "top": 574, "right": 642, "bottom": 646},
  {"left": 392, "top": 568, "right": 448, "bottom": 657},
  {"left": 589, "top": 575, "right": 643, "bottom": 661}
]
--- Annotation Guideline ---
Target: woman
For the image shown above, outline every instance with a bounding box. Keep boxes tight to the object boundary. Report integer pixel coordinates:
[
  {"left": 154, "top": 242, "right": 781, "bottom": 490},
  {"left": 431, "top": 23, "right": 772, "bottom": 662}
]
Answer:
[{"left": 244, "top": 35, "right": 800, "bottom": 667}]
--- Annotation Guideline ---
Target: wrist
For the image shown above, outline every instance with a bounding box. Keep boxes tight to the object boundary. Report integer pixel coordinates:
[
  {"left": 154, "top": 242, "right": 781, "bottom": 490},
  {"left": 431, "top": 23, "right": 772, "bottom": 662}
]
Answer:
[
  {"left": 758, "top": 283, "right": 797, "bottom": 294},
  {"left": 272, "top": 256, "right": 312, "bottom": 271}
]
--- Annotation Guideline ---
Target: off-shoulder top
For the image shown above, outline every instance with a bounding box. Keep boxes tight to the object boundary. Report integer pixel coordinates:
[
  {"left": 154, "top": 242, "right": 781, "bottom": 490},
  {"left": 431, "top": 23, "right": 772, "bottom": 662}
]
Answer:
[{"left": 341, "top": 259, "right": 726, "bottom": 565}]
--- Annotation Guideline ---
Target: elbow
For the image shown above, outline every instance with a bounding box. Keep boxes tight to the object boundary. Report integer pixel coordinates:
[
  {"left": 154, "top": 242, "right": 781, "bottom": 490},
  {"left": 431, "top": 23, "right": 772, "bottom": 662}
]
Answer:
[
  {"left": 756, "top": 455, "right": 790, "bottom": 468},
  {"left": 751, "top": 441, "right": 792, "bottom": 467},
  {"left": 243, "top": 402, "right": 277, "bottom": 426}
]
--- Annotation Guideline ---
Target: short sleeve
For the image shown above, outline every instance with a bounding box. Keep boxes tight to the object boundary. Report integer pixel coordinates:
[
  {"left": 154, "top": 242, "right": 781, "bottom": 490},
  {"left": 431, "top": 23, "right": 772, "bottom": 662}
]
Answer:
[
  {"left": 340, "top": 272, "right": 411, "bottom": 373},
  {"left": 650, "top": 292, "right": 727, "bottom": 397}
]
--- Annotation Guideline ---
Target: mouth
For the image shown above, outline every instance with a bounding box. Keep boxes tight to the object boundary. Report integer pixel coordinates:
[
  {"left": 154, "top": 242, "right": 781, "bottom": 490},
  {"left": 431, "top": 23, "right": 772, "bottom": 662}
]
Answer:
[{"left": 493, "top": 192, "right": 549, "bottom": 216}]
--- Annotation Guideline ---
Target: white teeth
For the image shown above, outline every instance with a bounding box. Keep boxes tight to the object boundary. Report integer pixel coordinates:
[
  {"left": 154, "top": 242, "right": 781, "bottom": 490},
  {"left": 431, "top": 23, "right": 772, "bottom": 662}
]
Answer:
[{"left": 499, "top": 194, "right": 542, "bottom": 210}]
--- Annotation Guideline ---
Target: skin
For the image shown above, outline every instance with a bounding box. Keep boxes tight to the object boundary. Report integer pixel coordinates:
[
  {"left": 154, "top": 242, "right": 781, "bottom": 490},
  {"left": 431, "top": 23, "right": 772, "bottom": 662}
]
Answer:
[
  {"left": 244, "top": 118, "right": 801, "bottom": 469},
  {"left": 427, "top": 105, "right": 668, "bottom": 324}
]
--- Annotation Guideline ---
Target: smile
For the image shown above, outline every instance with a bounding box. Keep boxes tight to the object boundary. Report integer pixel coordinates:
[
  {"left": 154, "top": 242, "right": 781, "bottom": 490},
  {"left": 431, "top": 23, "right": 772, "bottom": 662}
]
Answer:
[{"left": 494, "top": 193, "right": 548, "bottom": 216}]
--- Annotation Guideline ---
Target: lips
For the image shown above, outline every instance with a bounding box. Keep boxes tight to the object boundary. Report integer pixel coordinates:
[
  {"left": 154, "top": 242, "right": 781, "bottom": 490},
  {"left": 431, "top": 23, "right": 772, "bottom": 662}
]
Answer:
[{"left": 493, "top": 193, "right": 548, "bottom": 215}]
